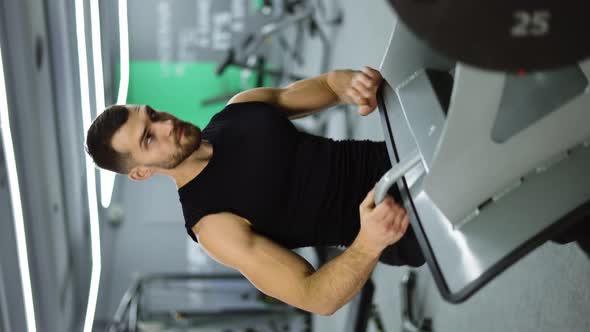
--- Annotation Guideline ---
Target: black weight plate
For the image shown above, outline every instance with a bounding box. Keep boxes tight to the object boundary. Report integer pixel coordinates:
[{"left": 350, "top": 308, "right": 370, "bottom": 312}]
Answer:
[{"left": 388, "top": 0, "right": 590, "bottom": 71}]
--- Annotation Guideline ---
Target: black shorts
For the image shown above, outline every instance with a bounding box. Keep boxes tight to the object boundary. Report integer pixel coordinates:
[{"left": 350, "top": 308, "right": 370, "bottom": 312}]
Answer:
[
  {"left": 377, "top": 185, "right": 425, "bottom": 267},
  {"left": 379, "top": 227, "right": 425, "bottom": 267}
]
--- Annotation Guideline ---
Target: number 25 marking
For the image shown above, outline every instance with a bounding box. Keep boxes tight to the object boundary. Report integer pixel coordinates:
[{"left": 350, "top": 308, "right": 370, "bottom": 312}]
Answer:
[{"left": 511, "top": 10, "right": 551, "bottom": 37}]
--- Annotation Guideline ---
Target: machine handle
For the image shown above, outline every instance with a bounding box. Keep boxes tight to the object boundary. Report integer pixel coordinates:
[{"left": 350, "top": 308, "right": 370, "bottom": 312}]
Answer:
[{"left": 374, "top": 149, "right": 422, "bottom": 205}]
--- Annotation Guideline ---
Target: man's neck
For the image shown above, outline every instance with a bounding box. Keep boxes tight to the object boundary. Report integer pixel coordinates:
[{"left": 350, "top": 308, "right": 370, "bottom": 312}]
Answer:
[{"left": 168, "top": 141, "right": 214, "bottom": 189}]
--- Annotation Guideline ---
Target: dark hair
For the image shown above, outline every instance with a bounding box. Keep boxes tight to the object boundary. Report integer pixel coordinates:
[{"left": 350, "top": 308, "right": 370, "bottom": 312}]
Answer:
[{"left": 85, "top": 105, "right": 133, "bottom": 174}]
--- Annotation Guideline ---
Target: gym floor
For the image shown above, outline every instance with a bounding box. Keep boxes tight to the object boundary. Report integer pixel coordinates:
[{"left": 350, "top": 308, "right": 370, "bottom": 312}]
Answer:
[{"left": 293, "top": 0, "right": 590, "bottom": 331}]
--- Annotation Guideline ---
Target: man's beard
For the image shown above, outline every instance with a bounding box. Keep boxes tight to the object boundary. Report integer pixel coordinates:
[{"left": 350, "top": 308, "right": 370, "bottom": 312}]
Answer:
[{"left": 153, "top": 121, "right": 202, "bottom": 170}]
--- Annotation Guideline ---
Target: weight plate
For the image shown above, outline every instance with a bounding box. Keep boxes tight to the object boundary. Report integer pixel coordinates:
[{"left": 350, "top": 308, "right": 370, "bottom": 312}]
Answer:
[{"left": 388, "top": 0, "right": 590, "bottom": 71}]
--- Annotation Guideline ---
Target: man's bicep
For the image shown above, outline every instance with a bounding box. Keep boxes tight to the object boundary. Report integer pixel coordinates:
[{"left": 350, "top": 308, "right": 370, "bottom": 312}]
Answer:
[
  {"left": 195, "top": 213, "right": 316, "bottom": 311},
  {"left": 227, "top": 87, "right": 283, "bottom": 105}
]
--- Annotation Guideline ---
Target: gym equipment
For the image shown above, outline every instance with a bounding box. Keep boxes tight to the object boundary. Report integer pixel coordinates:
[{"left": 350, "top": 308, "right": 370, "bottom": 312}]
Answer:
[
  {"left": 201, "top": 51, "right": 306, "bottom": 106},
  {"left": 344, "top": 278, "right": 387, "bottom": 332},
  {"left": 203, "top": 0, "right": 342, "bottom": 106},
  {"left": 400, "top": 271, "right": 431, "bottom": 332},
  {"left": 343, "top": 272, "right": 432, "bottom": 332},
  {"left": 374, "top": 17, "right": 590, "bottom": 302},
  {"left": 386, "top": 0, "right": 590, "bottom": 71},
  {"left": 343, "top": 278, "right": 374, "bottom": 332},
  {"left": 230, "top": 0, "right": 342, "bottom": 76},
  {"left": 106, "top": 273, "right": 310, "bottom": 332}
]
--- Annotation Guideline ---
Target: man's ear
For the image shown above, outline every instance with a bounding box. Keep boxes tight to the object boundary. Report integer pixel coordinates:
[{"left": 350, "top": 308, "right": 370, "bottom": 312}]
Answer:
[{"left": 128, "top": 166, "right": 154, "bottom": 182}]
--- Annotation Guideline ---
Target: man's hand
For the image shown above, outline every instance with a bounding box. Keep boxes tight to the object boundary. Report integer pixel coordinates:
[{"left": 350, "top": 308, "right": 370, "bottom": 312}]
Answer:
[
  {"left": 355, "top": 188, "right": 410, "bottom": 256},
  {"left": 328, "top": 66, "right": 383, "bottom": 116}
]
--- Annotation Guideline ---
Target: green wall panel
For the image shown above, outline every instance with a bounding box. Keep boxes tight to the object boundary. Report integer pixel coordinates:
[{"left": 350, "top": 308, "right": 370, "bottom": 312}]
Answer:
[{"left": 126, "top": 61, "right": 261, "bottom": 128}]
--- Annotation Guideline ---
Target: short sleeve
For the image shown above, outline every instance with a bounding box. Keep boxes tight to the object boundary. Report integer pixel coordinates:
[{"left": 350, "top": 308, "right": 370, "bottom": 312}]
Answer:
[{"left": 183, "top": 206, "right": 226, "bottom": 243}]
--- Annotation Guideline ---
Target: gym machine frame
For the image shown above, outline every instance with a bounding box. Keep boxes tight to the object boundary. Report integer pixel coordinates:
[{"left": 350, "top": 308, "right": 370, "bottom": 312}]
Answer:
[
  {"left": 374, "top": 18, "right": 590, "bottom": 303},
  {"left": 106, "top": 273, "right": 311, "bottom": 332}
]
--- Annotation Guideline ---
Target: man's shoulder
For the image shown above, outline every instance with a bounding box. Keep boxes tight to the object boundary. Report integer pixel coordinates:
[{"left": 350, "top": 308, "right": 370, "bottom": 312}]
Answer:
[
  {"left": 206, "top": 101, "right": 285, "bottom": 134},
  {"left": 203, "top": 102, "right": 249, "bottom": 132},
  {"left": 194, "top": 212, "right": 254, "bottom": 244}
]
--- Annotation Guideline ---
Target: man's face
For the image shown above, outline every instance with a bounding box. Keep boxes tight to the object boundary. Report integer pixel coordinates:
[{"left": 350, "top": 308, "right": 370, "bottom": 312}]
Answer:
[{"left": 111, "top": 105, "right": 202, "bottom": 171}]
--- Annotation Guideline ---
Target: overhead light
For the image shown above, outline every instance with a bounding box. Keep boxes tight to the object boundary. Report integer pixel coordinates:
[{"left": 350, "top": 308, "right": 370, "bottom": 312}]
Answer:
[
  {"left": 74, "top": 1, "right": 102, "bottom": 332},
  {"left": 116, "top": 0, "right": 130, "bottom": 107},
  {"left": 0, "top": 33, "right": 37, "bottom": 332},
  {"left": 99, "top": 0, "right": 130, "bottom": 209}
]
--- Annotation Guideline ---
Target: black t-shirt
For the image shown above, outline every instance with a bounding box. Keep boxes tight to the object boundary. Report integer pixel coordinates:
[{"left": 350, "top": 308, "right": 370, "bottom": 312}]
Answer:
[{"left": 178, "top": 102, "right": 391, "bottom": 248}]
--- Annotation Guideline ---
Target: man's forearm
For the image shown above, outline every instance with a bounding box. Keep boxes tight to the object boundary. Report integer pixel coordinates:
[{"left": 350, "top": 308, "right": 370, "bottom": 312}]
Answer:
[
  {"left": 276, "top": 70, "right": 353, "bottom": 119},
  {"left": 229, "top": 67, "right": 381, "bottom": 118},
  {"left": 302, "top": 238, "right": 380, "bottom": 315}
]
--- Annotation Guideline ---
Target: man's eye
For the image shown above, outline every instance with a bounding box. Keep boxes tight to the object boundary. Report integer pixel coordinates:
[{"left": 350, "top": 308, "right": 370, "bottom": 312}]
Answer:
[
  {"left": 148, "top": 108, "right": 157, "bottom": 120},
  {"left": 146, "top": 134, "right": 153, "bottom": 146}
]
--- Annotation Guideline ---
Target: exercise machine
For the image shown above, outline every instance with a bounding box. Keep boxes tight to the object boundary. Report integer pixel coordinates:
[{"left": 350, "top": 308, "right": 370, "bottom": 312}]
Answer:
[
  {"left": 374, "top": 11, "right": 590, "bottom": 303},
  {"left": 203, "top": 0, "right": 342, "bottom": 106},
  {"left": 106, "top": 273, "right": 311, "bottom": 332}
]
